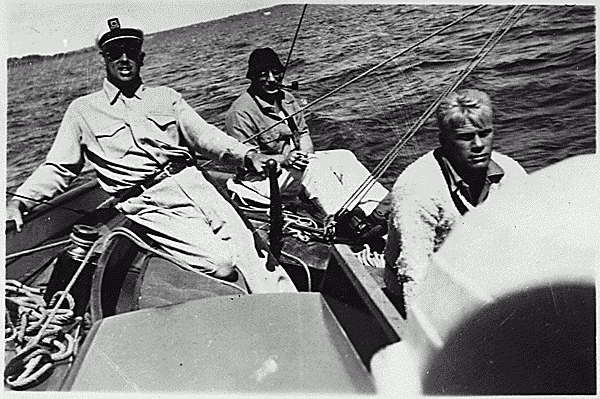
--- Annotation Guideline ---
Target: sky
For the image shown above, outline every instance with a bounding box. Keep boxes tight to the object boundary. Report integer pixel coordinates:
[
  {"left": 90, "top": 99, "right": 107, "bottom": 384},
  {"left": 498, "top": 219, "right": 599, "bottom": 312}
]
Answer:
[
  {"left": 3, "top": 0, "right": 299, "bottom": 58},
  {"left": 4, "top": 0, "right": 588, "bottom": 58},
  {"left": 2, "top": 0, "right": 422, "bottom": 58}
]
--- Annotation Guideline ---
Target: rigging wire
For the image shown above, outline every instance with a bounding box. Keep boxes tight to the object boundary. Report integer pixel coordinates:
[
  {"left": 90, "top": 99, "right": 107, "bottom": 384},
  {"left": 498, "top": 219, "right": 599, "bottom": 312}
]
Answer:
[
  {"left": 198, "top": 4, "right": 487, "bottom": 169},
  {"left": 238, "top": 5, "right": 487, "bottom": 146},
  {"left": 6, "top": 239, "right": 71, "bottom": 261},
  {"left": 374, "top": 5, "right": 530, "bottom": 181},
  {"left": 336, "top": 5, "right": 530, "bottom": 217},
  {"left": 282, "top": 4, "right": 308, "bottom": 81}
]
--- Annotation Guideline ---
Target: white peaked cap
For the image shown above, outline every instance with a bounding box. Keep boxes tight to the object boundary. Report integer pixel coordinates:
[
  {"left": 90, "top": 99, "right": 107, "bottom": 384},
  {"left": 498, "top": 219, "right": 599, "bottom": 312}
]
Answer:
[{"left": 95, "top": 16, "right": 144, "bottom": 48}]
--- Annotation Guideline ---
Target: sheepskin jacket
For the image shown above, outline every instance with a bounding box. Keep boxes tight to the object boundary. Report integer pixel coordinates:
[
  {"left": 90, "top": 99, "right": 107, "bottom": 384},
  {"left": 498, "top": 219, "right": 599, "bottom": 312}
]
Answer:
[{"left": 383, "top": 149, "right": 528, "bottom": 301}]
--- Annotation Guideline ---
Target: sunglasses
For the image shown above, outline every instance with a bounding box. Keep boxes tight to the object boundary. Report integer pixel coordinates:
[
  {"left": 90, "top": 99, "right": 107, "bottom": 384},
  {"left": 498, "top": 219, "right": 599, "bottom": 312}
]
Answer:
[
  {"left": 257, "top": 69, "right": 284, "bottom": 79},
  {"left": 103, "top": 46, "right": 142, "bottom": 61}
]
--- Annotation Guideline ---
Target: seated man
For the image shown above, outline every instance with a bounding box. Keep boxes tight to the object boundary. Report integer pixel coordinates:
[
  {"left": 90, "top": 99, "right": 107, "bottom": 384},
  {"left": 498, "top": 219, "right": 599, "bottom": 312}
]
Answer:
[
  {"left": 383, "top": 89, "right": 528, "bottom": 312},
  {"left": 5, "top": 17, "right": 295, "bottom": 294},
  {"left": 225, "top": 47, "right": 390, "bottom": 240}
]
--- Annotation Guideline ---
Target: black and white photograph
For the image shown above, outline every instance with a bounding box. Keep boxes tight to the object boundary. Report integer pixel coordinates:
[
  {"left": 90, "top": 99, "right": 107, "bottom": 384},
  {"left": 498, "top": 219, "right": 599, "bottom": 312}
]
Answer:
[{"left": 3, "top": 1, "right": 597, "bottom": 396}]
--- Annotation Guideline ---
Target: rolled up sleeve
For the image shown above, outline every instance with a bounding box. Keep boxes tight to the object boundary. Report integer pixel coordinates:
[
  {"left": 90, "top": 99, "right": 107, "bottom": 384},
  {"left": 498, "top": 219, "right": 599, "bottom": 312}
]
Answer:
[
  {"left": 14, "top": 104, "right": 84, "bottom": 209},
  {"left": 176, "top": 96, "right": 250, "bottom": 166}
]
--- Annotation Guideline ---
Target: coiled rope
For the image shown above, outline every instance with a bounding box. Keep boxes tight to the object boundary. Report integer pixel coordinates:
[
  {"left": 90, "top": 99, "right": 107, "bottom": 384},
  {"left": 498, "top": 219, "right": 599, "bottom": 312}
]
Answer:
[
  {"left": 5, "top": 237, "right": 100, "bottom": 389},
  {"left": 5, "top": 279, "right": 90, "bottom": 389}
]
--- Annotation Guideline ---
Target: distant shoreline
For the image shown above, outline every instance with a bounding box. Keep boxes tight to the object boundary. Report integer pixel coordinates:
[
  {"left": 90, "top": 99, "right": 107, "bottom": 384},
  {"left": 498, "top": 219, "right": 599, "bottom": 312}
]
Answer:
[{"left": 6, "top": 46, "right": 95, "bottom": 64}]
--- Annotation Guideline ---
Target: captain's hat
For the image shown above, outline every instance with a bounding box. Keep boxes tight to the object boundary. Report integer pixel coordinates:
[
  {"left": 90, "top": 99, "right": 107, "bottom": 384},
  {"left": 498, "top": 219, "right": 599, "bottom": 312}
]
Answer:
[{"left": 96, "top": 17, "right": 144, "bottom": 48}]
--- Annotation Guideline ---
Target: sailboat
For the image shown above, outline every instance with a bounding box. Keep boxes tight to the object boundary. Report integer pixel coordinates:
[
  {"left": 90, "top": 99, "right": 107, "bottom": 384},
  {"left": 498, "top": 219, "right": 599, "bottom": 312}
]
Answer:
[{"left": 5, "top": 4, "right": 596, "bottom": 394}]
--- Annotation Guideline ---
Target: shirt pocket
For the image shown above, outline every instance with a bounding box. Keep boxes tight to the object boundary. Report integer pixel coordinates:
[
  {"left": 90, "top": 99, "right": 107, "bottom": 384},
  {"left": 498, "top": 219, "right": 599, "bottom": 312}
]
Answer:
[
  {"left": 258, "top": 124, "right": 292, "bottom": 154},
  {"left": 95, "top": 122, "right": 133, "bottom": 159},
  {"left": 146, "top": 113, "right": 179, "bottom": 143}
]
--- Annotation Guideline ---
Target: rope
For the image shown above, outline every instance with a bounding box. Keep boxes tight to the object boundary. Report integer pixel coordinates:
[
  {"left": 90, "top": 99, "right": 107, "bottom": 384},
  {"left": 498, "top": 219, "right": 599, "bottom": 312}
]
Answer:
[
  {"left": 4, "top": 348, "right": 55, "bottom": 390},
  {"left": 5, "top": 281, "right": 84, "bottom": 390},
  {"left": 355, "top": 244, "right": 385, "bottom": 269},
  {"left": 5, "top": 239, "right": 99, "bottom": 389},
  {"left": 6, "top": 238, "right": 71, "bottom": 261},
  {"left": 24, "top": 239, "right": 101, "bottom": 351},
  {"left": 104, "top": 228, "right": 249, "bottom": 295},
  {"left": 281, "top": 211, "right": 320, "bottom": 242},
  {"left": 238, "top": 5, "right": 487, "bottom": 146},
  {"left": 5, "top": 280, "right": 45, "bottom": 296},
  {"left": 336, "top": 5, "right": 530, "bottom": 217},
  {"left": 281, "top": 250, "right": 312, "bottom": 292},
  {"left": 198, "top": 5, "right": 487, "bottom": 169}
]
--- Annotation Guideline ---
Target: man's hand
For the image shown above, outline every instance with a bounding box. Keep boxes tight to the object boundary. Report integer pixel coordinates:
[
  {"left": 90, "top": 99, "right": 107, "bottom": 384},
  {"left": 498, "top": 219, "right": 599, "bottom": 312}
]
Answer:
[
  {"left": 6, "top": 199, "right": 25, "bottom": 232},
  {"left": 245, "top": 150, "right": 279, "bottom": 175},
  {"left": 283, "top": 150, "right": 309, "bottom": 171}
]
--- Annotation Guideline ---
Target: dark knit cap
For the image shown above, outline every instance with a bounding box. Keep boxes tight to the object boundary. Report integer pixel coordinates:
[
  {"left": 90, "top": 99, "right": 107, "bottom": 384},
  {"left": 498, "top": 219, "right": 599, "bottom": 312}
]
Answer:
[{"left": 246, "top": 48, "right": 284, "bottom": 79}]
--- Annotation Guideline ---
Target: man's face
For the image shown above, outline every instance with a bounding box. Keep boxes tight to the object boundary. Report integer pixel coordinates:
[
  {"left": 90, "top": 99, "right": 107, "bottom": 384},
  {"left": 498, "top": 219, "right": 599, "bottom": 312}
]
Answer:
[
  {"left": 102, "top": 43, "right": 144, "bottom": 86},
  {"left": 444, "top": 123, "right": 494, "bottom": 173},
  {"left": 253, "top": 69, "right": 284, "bottom": 97}
]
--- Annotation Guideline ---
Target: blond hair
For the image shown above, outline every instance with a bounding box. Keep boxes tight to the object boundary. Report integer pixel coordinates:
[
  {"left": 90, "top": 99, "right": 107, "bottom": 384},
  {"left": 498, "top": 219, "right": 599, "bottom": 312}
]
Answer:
[{"left": 436, "top": 89, "right": 494, "bottom": 141}]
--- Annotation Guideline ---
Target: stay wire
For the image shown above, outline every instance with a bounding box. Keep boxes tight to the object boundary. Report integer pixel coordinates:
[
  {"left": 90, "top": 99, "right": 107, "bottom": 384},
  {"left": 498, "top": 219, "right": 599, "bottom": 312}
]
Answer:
[
  {"left": 344, "top": 5, "right": 528, "bottom": 213},
  {"left": 373, "top": 5, "right": 526, "bottom": 179},
  {"left": 238, "top": 4, "right": 487, "bottom": 146},
  {"left": 282, "top": 4, "right": 308, "bottom": 81},
  {"left": 197, "top": 5, "right": 487, "bottom": 170},
  {"left": 337, "top": 5, "right": 530, "bottom": 216}
]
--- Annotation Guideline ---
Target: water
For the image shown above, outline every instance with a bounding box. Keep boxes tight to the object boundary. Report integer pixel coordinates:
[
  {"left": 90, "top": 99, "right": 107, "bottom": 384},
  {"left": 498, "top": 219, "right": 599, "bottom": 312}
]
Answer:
[{"left": 6, "top": 4, "right": 596, "bottom": 194}]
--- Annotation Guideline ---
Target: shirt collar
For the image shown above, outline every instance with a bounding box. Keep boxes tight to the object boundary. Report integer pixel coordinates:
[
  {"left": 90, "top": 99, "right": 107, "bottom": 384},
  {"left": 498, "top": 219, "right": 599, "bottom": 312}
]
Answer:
[
  {"left": 438, "top": 150, "right": 505, "bottom": 193},
  {"left": 248, "top": 88, "right": 291, "bottom": 111},
  {"left": 103, "top": 78, "right": 145, "bottom": 104},
  {"left": 252, "top": 92, "right": 276, "bottom": 111}
]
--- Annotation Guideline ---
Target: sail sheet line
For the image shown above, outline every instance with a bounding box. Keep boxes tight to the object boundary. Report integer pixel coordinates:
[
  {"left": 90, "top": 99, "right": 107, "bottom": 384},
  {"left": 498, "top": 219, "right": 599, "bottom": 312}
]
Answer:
[
  {"left": 336, "top": 5, "right": 531, "bottom": 217},
  {"left": 237, "top": 5, "right": 488, "bottom": 146}
]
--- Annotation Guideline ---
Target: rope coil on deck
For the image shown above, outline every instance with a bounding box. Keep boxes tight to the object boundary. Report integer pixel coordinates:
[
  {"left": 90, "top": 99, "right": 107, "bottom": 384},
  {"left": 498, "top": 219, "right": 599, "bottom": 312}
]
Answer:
[
  {"left": 5, "top": 280, "right": 85, "bottom": 390},
  {"left": 281, "top": 211, "right": 320, "bottom": 242}
]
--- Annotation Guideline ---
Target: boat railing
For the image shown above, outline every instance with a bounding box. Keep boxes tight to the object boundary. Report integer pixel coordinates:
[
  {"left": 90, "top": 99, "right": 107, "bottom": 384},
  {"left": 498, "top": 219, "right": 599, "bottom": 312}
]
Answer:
[
  {"left": 5, "top": 180, "right": 113, "bottom": 254},
  {"left": 320, "top": 244, "right": 407, "bottom": 369}
]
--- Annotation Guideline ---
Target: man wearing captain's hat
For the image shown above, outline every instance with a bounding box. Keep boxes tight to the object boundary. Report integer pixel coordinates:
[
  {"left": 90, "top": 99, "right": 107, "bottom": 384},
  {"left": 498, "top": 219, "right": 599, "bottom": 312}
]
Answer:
[{"left": 7, "top": 17, "right": 296, "bottom": 294}]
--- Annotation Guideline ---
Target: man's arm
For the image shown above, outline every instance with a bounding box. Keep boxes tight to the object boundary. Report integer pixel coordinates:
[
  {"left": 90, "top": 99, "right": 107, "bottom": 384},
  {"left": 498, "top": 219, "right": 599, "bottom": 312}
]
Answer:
[
  {"left": 177, "top": 97, "right": 252, "bottom": 165},
  {"left": 384, "top": 184, "right": 439, "bottom": 302},
  {"left": 177, "top": 96, "right": 273, "bottom": 173},
  {"left": 225, "top": 104, "right": 308, "bottom": 170},
  {"left": 6, "top": 104, "right": 85, "bottom": 231},
  {"left": 298, "top": 133, "right": 314, "bottom": 154}
]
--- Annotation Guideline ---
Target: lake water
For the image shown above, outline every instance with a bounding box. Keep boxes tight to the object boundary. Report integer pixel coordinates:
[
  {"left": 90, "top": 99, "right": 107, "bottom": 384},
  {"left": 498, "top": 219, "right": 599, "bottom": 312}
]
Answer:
[{"left": 5, "top": 4, "right": 596, "bottom": 194}]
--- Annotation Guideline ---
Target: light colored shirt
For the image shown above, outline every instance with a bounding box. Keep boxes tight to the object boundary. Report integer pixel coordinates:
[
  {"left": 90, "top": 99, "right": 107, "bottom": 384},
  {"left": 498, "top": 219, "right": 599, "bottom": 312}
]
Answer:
[
  {"left": 383, "top": 149, "right": 528, "bottom": 300},
  {"left": 437, "top": 149, "right": 505, "bottom": 213},
  {"left": 225, "top": 90, "right": 309, "bottom": 156},
  {"left": 15, "top": 79, "right": 250, "bottom": 208}
]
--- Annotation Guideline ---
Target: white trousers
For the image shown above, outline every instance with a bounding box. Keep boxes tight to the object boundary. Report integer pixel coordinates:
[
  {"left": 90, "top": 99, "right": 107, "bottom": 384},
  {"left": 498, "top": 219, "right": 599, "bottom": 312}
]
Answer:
[
  {"left": 116, "top": 167, "right": 296, "bottom": 294},
  {"left": 241, "top": 149, "right": 389, "bottom": 217}
]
